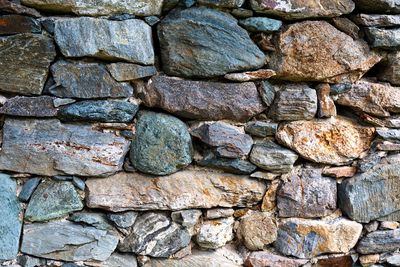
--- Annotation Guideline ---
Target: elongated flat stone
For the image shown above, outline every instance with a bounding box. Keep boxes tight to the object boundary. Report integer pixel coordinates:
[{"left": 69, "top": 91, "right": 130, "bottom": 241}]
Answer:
[
  {"left": 353, "top": 14, "right": 400, "bottom": 27},
  {"left": 365, "top": 27, "right": 400, "bottom": 50},
  {"left": 357, "top": 229, "right": 400, "bottom": 254},
  {"left": 0, "top": 118, "right": 130, "bottom": 177},
  {"left": 106, "top": 63, "right": 157, "bottom": 81},
  {"left": 0, "top": 96, "right": 57, "bottom": 117},
  {"left": 86, "top": 168, "right": 267, "bottom": 211},
  {"left": 354, "top": 0, "right": 400, "bottom": 13},
  {"left": 0, "top": 15, "right": 41, "bottom": 35}
]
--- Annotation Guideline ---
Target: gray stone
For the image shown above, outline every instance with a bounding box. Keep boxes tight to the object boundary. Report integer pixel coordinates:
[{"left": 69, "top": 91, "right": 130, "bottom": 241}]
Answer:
[
  {"left": 139, "top": 76, "right": 265, "bottom": 122},
  {"left": 197, "top": 0, "right": 245, "bottom": 7},
  {"left": 107, "top": 63, "right": 157, "bottom": 82},
  {"left": 0, "top": 15, "right": 41, "bottom": 35},
  {"left": 0, "top": 0, "right": 41, "bottom": 17},
  {"left": 249, "top": 140, "right": 298, "bottom": 173},
  {"left": 365, "top": 27, "right": 400, "bottom": 50},
  {"left": 0, "top": 96, "right": 57, "bottom": 117},
  {"left": 387, "top": 254, "right": 400, "bottom": 266},
  {"left": 231, "top": 8, "right": 254, "bottom": 18},
  {"left": 376, "top": 128, "right": 400, "bottom": 140},
  {"left": 277, "top": 168, "right": 337, "bottom": 218},
  {"left": 258, "top": 80, "right": 276, "bottom": 106},
  {"left": 25, "top": 180, "right": 83, "bottom": 222},
  {"left": 245, "top": 251, "right": 308, "bottom": 267},
  {"left": 330, "top": 83, "right": 352, "bottom": 95},
  {"left": 245, "top": 121, "right": 278, "bottom": 137},
  {"left": 18, "top": 178, "right": 41, "bottom": 202},
  {"left": 50, "top": 60, "right": 133, "bottom": 99},
  {"left": 378, "top": 52, "right": 400, "bottom": 86},
  {"left": 103, "top": 253, "right": 138, "bottom": 267},
  {"left": 357, "top": 229, "right": 400, "bottom": 254},
  {"left": 0, "top": 33, "right": 56, "bottom": 95},
  {"left": 69, "top": 212, "right": 112, "bottom": 231},
  {"left": 17, "top": 255, "right": 46, "bottom": 267},
  {"left": 0, "top": 174, "right": 22, "bottom": 260},
  {"left": 205, "top": 208, "right": 234, "bottom": 219},
  {"left": 72, "top": 176, "right": 85, "bottom": 191},
  {"left": 239, "top": 17, "right": 282, "bottom": 32},
  {"left": 353, "top": 0, "right": 400, "bottom": 14},
  {"left": 353, "top": 14, "right": 400, "bottom": 27},
  {"left": 196, "top": 217, "right": 234, "bottom": 249},
  {"left": 190, "top": 122, "right": 253, "bottom": 158},
  {"left": 158, "top": 7, "right": 265, "bottom": 78},
  {"left": 130, "top": 111, "right": 192, "bottom": 175},
  {"left": 119, "top": 212, "right": 191, "bottom": 257},
  {"left": 20, "top": 220, "right": 119, "bottom": 261},
  {"left": 0, "top": 118, "right": 130, "bottom": 177},
  {"left": 53, "top": 98, "right": 75, "bottom": 107},
  {"left": 107, "top": 212, "right": 138, "bottom": 229},
  {"left": 58, "top": 100, "right": 138, "bottom": 123},
  {"left": 54, "top": 18, "right": 154, "bottom": 64},
  {"left": 144, "top": 16, "right": 160, "bottom": 26},
  {"left": 171, "top": 210, "right": 202, "bottom": 228},
  {"left": 196, "top": 153, "right": 257, "bottom": 174}
]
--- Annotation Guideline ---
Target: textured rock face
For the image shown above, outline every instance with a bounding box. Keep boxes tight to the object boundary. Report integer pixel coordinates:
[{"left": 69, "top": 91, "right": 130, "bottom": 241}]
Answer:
[
  {"left": 244, "top": 251, "right": 308, "bottom": 267},
  {"left": 338, "top": 163, "right": 400, "bottom": 223},
  {"left": 357, "top": 229, "right": 400, "bottom": 254},
  {"left": 0, "top": 15, "right": 41, "bottom": 35},
  {"left": 196, "top": 153, "right": 257, "bottom": 174},
  {"left": 0, "top": 118, "right": 130, "bottom": 176},
  {"left": 158, "top": 7, "right": 265, "bottom": 78},
  {"left": 86, "top": 168, "right": 267, "bottom": 211},
  {"left": 21, "top": 0, "right": 163, "bottom": 16},
  {"left": 0, "top": 0, "right": 41, "bottom": 17},
  {"left": 0, "top": 96, "right": 57, "bottom": 117},
  {"left": 354, "top": 0, "right": 400, "bottom": 13},
  {"left": 238, "top": 17, "right": 282, "bottom": 32},
  {"left": 106, "top": 63, "right": 157, "bottom": 82},
  {"left": 0, "top": 33, "right": 56, "bottom": 95},
  {"left": 197, "top": 0, "right": 245, "bottom": 7},
  {"left": 276, "top": 116, "right": 375, "bottom": 165},
  {"left": 378, "top": 52, "right": 400, "bottom": 85},
  {"left": 140, "top": 76, "right": 265, "bottom": 121},
  {"left": 269, "top": 21, "right": 381, "bottom": 83},
  {"left": 54, "top": 18, "right": 154, "bottom": 64},
  {"left": 245, "top": 121, "right": 277, "bottom": 137},
  {"left": 130, "top": 111, "right": 192, "bottom": 175},
  {"left": 275, "top": 218, "right": 363, "bottom": 258},
  {"left": 20, "top": 221, "right": 119, "bottom": 261},
  {"left": 365, "top": 27, "right": 400, "bottom": 49},
  {"left": 353, "top": 14, "right": 400, "bottom": 27},
  {"left": 250, "top": 0, "right": 355, "bottom": 19},
  {"left": 196, "top": 217, "right": 234, "bottom": 249}
]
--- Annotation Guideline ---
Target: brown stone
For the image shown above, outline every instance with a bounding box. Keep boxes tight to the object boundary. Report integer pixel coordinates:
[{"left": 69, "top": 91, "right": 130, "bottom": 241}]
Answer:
[
  {"left": 316, "top": 83, "right": 337, "bottom": 118},
  {"left": 276, "top": 116, "right": 375, "bottom": 165},
  {"left": 314, "top": 255, "right": 354, "bottom": 267},
  {"left": 352, "top": 14, "right": 400, "bottom": 27},
  {"left": 224, "top": 69, "right": 276, "bottom": 82},
  {"left": 359, "top": 254, "right": 380, "bottom": 266},
  {"left": 0, "top": 96, "right": 57, "bottom": 117},
  {"left": 261, "top": 179, "right": 280, "bottom": 211},
  {"left": 378, "top": 52, "right": 400, "bottom": 86},
  {"left": 0, "top": 0, "right": 41, "bottom": 17},
  {"left": 253, "top": 33, "right": 275, "bottom": 52},
  {"left": 244, "top": 251, "right": 308, "bottom": 267},
  {"left": 322, "top": 166, "right": 357, "bottom": 178},
  {"left": 138, "top": 76, "right": 265, "bottom": 122},
  {"left": 269, "top": 21, "right": 381, "bottom": 83},
  {"left": 331, "top": 17, "right": 360, "bottom": 39},
  {"left": 0, "top": 15, "right": 41, "bottom": 35}
]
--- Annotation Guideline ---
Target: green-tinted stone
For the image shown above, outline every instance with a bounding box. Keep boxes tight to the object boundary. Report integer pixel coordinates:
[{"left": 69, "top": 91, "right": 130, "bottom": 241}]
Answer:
[{"left": 239, "top": 17, "right": 282, "bottom": 32}]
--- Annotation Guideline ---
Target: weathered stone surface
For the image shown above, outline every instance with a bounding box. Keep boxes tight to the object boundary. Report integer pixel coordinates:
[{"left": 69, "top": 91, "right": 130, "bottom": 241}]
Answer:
[
  {"left": 250, "top": 0, "right": 355, "bottom": 19},
  {"left": 0, "top": 118, "right": 130, "bottom": 176},
  {"left": 54, "top": 18, "right": 154, "bottom": 64},
  {"left": 353, "top": 14, "right": 400, "bottom": 27},
  {"left": 387, "top": 254, "right": 400, "bottom": 266},
  {"left": 0, "top": 15, "right": 40, "bottom": 35},
  {"left": 25, "top": 180, "right": 83, "bottom": 222},
  {"left": 58, "top": 100, "right": 138, "bottom": 123},
  {"left": 244, "top": 251, "right": 308, "bottom": 267},
  {"left": 269, "top": 85, "right": 317, "bottom": 121},
  {"left": 269, "top": 21, "right": 380, "bottom": 83},
  {"left": 376, "top": 128, "right": 400, "bottom": 140},
  {"left": 0, "top": 96, "right": 57, "bottom": 117},
  {"left": 197, "top": 0, "right": 245, "bottom": 7},
  {"left": 196, "top": 153, "right": 257, "bottom": 174},
  {"left": 359, "top": 254, "right": 379, "bottom": 267},
  {"left": 171, "top": 210, "right": 202, "bottom": 227},
  {"left": 107, "top": 212, "right": 138, "bottom": 229},
  {"left": 190, "top": 122, "right": 253, "bottom": 158},
  {"left": 158, "top": 7, "right": 265, "bottom": 78},
  {"left": 20, "top": 0, "right": 163, "bottom": 16},
  {"left": 0, "top": 33, "right": 55, "bottom": 95},
  {"left": 106, "top": 63, "right": 157, "bottom": 82},
  {"left": 277, "top": 168, "right": 337, "bottom": 218},
  {"left": 19, "top": 178, "right": 41, "bottom": 202},
  {"left": 275, "top": 217, "right": 362, "bottom": 258},
  {"left": 0, "top": 174, "right": 22, "bottom": 260},
  {"left": 69, "top": 212, "right": 112, "bottom": 231},
  {"left": 239, "top": 17, "right": 281, "bottom": 32},
  {"left": 103, "top": 253, "right": 138, "bottom": 267},
  {"left": 86, "top": 168, "right": 267, "bottom": 211},
  {"left": 357, "top": 229, "right": 400, "bottom": 254},
  {"left": 21, "top": 221, "right": 119, "bottom": 261},
  {"left": 50, "top": 60, "right": 133, "bottom": 99},
  {"left": 258, "top": 80, "right": 276, "bottom": 106},
  {"left": 353, "top": 0, "right": 400, "bottom": 14},
  {"left": 130, "top": 111, "right": 192, "bottom": 175},
  {"left": 196, "top": 217, "right": 234, "bottom": 249},
  {"left": 338, "top": 163, "right": 400, "bottom": 223},
  {"left": 378, "top": 52, "right": 400, "bottom": 86},
  {"left": 330, "top": 83, "right": 352, "bottom": 95},
  {"left": 119, "top": 213, "right": 191, "bottom": 258},
  {"left": 261, "top": 179, "right": 280, "bottom": 211},
  {"left": 140, "top": 76, "right": 265, "bottom": 122},
  {"left": 322, "top": 166, "right": 357, "bottom": 178},
  {"left": 205, "top": 208, "right": 234, "bottom": 220},
  {"left": 236, "top": 212, "right": 277, "bottom": 250},
  {"left": 316, "top": 84, "right": 336, "bottom": 118},
  {"left": 365, "top": 27, "right": 400, "bottom": 50},
  {"left": 313, "top": 255, "right": 354, "bottom": 267},
  {"left": 336, "top": 80, "right": 400, "bottom": 117},
  {"left": 331, "top": 17, "right": 360, "bottom": 39},
  {"left": 224, "top": 69, "right": 276, "bottom": 82},
  {"left": 249, "top": 140, "right": 298, "bottom": 173},
  {"left": 276, "top": 116, "right": 375, "bottom": 165},
  {"left": 245, "top": 121, "right": 277, "bottom": 137},
  {"left": 0, "top": 0, "right": 41, "bottom": 17}
]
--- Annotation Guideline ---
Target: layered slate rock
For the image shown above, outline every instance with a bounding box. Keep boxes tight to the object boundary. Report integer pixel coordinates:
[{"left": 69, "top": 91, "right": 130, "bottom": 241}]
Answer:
[
  {"left": 0, "top": 33, "right": 56, "bottom": 95},
  {"left": 0, "top": 118, "right": 130, "bottom": 176},
  {"left": 0, "top": 15, "right": 41, "bottom": 35},
  {"left": 158, "top": 7, "right": 265, "bottom": 78},
  {"left": 140, "top": 76, "right": 265, "bottom": 122},
  {"left": 245, "top": 121, "right": 277, "bottom": 137},
  {"left": 196, "top": 217, "right": 234, "bottom": 249},
  {"left": 0, "top": 174, "right": 22, "bottom": 260},
  {"left": 269, "top": 21, "right": 380, "bottom": 83},
  {"left": 365, "top": 27, "right": 400, "bottom": 50},
  {"left": 196, "top": 154, "right": 257, "bottom": 174},
  {"left": 277, "top": 168, "right": 337, "bottom": 218},
  {"left": 250, "top": 0, "right": 355, "bottom": 20},
  {"left": 352, "top": 14, "right": 400, "bottom": 27},
  {"left": 275, "top": 218, "right": 362, "bottom": 258},
  {"left": 20, "top": 0, "right": 163, "bottom": 16},
  {"left": 336, "top": 80, "right": 400, "bottom": 117},
  {"left": 378, "top": 52, "right": 400, "bottom": 85},
  {"left": 0, "top": 96, "right": 57, "bottom": 117},
  {"left": 0, "top": 0, "right": 41, "bottom": 17},
  {"left": 130, "top": 111, "right": 192, "bottom": 175},
  {"left": 276, "top": 116, "right": 375, "bottom": 165},
  {"left": 119, "top": 212, "right": 191, "bottom": 258},
  {"left": 354, "top": 0, "right": 400, "bottom": 14},
  {"left": 86, "top": 168, "right": 267, "bottom": 211},
  {"left": 54, "top": 18, "right": 154, "bottom": 64},
  {"left": 25, "top": 180, "right": 83, "bottom": 222},
  {"left": 357, "top": 229, "right": 400, "bottom": 254},
  {"left": 20, "top": 221, "right": 119, "bottom": 261},
  {"left": 238, "top": 17, "right": 282, "bottom": 32},
  {"left": 244, "top": 251, "right": 308, "bottom": 267},
  {"left": 50, "top": 60, "right": 133, "bottom": 99},
  {"left": 197, "top": 0, "right": 245, "bottom": 7},
  {"left": 106, "top": 63, "right": 157, "bottom": 82},
  {"left": 338, "top": 163, "right": 400, "bottom": 223}
]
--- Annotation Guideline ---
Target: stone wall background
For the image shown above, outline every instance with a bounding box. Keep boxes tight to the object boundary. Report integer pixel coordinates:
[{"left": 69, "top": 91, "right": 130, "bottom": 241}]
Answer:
[{"left": 0, "top": 0, "right": 400, "bottom": 266}]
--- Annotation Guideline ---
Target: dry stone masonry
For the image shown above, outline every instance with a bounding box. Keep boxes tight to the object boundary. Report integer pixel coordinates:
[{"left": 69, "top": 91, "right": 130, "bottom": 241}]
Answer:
[{"left": 1, "top": 0, "right": 400, "bottom": 266}]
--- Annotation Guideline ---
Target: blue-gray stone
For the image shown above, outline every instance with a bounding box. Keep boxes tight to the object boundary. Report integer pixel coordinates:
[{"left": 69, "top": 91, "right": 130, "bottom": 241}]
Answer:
[
  {"left": 245, "top": 121, "right": 277, "bottom": 137},
  {"left": 72, "top": 176, "right": 85, "bottom": 191},
  {"left": 196, "top": 153, "right": 257, "bottom": 174},
  {"left": 183, "top": 0, "right": 196, "bottom": 7},
  {"left": 0, "top": 174, "right": 22, "bottom": 260},
  {"left": 239, "top": 17, "right": 282, "bottom": 32},
  {"left": 158, "top": 7, "right": 265, "bottom": 78},
  {"left": 330, "top": 83, "right": 352, "bottom": 95},
  {"left": 58, "top": 100, "right": 138, "bottom": 123},
  {"left": 18, "top": 177, "right": 41, "bottom": 202},
  {"left": 69, "top": 212, "right": 113, "bottom": 230},
  {"left": 259, "top": 80, "right": 276, "bottom": 106},
  {"left": 130, "top": 111, "right": 193, "bottom": 176},
  {"left": 144, "top": 16, "right": 160, "bottom": 26},
  {"left": 107, "top": 211, "right": 138, "bottom": 229},
  {"left": 365, "top": 27, "right": 400, "bottom": 50}
]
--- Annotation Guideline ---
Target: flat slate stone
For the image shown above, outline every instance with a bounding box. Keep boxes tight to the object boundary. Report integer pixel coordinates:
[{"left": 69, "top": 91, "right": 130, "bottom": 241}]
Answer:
[
  {"left": 365, "top": 27, "right": 400, "bottom": 50},
  {"left": 18, "top": 178, "right": 41, "bottom": 202},
  {"left": 20, "top": 221, "right": 119, "bottom": 261},
  {"left": 378, "top": 52, "right": 400, "bottom": 86},
  {"left": 69, "top": 212, "right": 113, "bottom": 231},
  {"left": 238, "top": 17, "right": 282, "bottom": 32},
  {"left": 196, "top": 154, "right": 257, "bottom": 174},
  {"left": 86, "top": 168, "right": 267, "bottom": 211},
  {"left": 0, "top": 33, "right": 56, "bottom": 95},
  {"left": 197, "top": 0, "right": 245, "bottom": 7},
  {"left": 0, "top": 118, "right": 130, "bottom": 177},
  {"left": 0, "top": 15, "right": 41, "bottom": 35},
  {"left": 106, "top": 63, "right": 157, "bottom": 81},
  {"left": 353, "top": 0, "right": 400, "bottom": 14},
  {"left": 158, "top": 7, "right": 265, "bottom": 78},
  {"left": 0, "top": 174, "right": 22, "bottom": 260},
  {"left": 245, "top": 251, "right": 308, "bottom": 267},
  {"left": 352, "top": 14, "right": 400, "bottom": 27},
  {"left": 54, "top": 17, "right": 154, "bottom": 64},
  {"left": 0, "top": 0, "right": 41, "bottom": 17},
  {"left": 139, "top": 76, "right": 265, "bottom": 122},
  {"left": 196, "top": 217, "right": 234, "bottom": 249},
  {"left": 0, "top": 96, "right": 57, "bottom": 117},
  {"left": 245, "top": 121, "right": 277, "bottom": 137},
  {"left": 357, "top": 229, "right": 400, "bottom": 254}
]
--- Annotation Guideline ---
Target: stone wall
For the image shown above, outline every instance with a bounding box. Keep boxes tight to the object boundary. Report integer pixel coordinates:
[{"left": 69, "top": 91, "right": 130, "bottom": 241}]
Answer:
[{"left": 0, "top": 0, "right": 400, "bottom": 266}]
